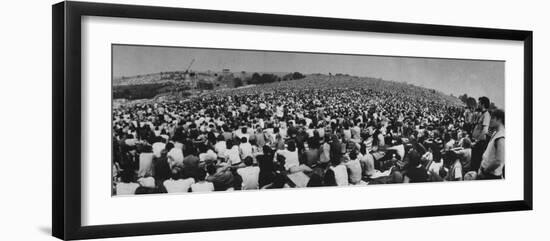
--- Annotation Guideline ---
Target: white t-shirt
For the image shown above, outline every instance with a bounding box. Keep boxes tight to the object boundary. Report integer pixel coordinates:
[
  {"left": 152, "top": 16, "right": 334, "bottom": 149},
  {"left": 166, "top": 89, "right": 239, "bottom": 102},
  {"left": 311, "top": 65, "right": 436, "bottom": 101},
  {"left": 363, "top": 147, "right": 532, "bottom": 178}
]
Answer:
[
  {"left": 115, "top": 182, "right": 139, "bottom": 195},
  {"left": 152, "top": 142, "right": 166, "bottom": 158},
  {"left": 330, "top": 164, "right": 349, "bottom": 186},
  {"left": 191, "top": 181, "right": 215, "bottom": 192},
  {"left": 199, "top": 150, "right": 218, "bottom": 163},
  {"left": 239, "top": 143, "right": 253, "bottom": 159},
  {"left": 214, "top": 141, "right": 227, "bottom": 157},
  {"left": 137, "top": 176, "right": 156, "bottom": 188},
  {"left": 277, "top": 149, "right": 300, "bottom": 170},
  {"left": 481, "top": 128, "right": 505, "bottom": 176},
  {"left": 473, "top": 111, "right": 491, "bottom": 141},
  {"left": 235, "top": 130, "right": 250, "bottom": 140},
  {"left": 388, "top": 144, "right": 405, "bottom": 160},
  {"left": 163, "top": 178, "right": 195, "bottom": 193},
  {"left": 276, "top": 106, "right": 284, "bottom": 118},
  {"left": 225, "top": 146, "right": 241, "bottom": 165},
  {"left": 237, "top": 166, "right": 260, "bottom": 190},
  {"left": 167, "top": 148, "right": 184, "bottom": 167},
  {"left": 138, "top": 153, "right": 154, "bottom": 178}
]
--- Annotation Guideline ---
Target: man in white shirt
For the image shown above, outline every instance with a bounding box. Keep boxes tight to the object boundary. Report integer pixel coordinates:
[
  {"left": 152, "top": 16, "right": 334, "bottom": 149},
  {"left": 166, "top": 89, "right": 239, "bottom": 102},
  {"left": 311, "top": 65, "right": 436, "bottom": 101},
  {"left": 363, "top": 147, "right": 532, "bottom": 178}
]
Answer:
[
  {"left": 225, "top": 142, "right": 242, "bottom": 165},
  {"left": 236, "top": 157, "right": 260, "bottom": 190},
  {"left": 167, "top": 145, "right": 184, "bottom": 168},
  {"left": 472, "top": 97, "right": 491, "bottom": 141},
  {"left": 191, "top": 170, "right": 215, "bottom": 192},
  {"left": 214, "top": 135, "right": 227, "bottom": 157},
  {"left": 163, "top": 173, "right": 195, "bottom": 193},
  {"left": 479, "top": 109, "right": 505, "bottom": 179},
  {"left": 152, "top": 140, "right": 166, "bottom": 158},
  {"left": 330, "top": 160, "right": 349, "bottom": 186},
  {"left": 239, "top": 137, "right": 253, "bottom": 160}
]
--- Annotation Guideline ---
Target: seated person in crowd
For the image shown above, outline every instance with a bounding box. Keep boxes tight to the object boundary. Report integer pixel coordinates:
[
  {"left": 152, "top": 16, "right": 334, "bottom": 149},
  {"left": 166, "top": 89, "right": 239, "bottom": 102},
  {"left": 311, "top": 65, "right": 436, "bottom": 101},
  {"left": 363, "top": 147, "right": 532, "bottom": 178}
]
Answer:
[
  {"left": 236, "top": 156, "right": 261, "bottom": 190},
  {"left": 191, "top": 169, "right": 215, "bottom": 192},
  {"left": 163, "top": 168, "right": 195, "bottom": 193}
]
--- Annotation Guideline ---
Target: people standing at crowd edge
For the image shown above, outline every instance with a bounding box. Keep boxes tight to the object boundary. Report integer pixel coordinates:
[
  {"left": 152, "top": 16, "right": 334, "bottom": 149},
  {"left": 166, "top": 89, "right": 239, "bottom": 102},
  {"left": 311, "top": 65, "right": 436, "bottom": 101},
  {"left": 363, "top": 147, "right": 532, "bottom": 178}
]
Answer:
[
  {"left": 479, "top": 109, "right": 505, "bottom": 180},
  {"left": 237, "top": 156, "right": 261, "bottom": 190},
  {"left": 471, "top": 96, "right": 492, "bottom": 172},
  {"left": 473, "top": 96, "right": 491, "bottom": 141}
]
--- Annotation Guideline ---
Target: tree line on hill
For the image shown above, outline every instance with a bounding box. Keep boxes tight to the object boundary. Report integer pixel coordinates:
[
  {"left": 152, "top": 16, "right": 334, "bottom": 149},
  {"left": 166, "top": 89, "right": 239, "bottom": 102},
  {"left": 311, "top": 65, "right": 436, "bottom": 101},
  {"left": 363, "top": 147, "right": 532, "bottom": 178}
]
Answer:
[{"left": 234, "top": 72, "right": 306, "bottom": 87}]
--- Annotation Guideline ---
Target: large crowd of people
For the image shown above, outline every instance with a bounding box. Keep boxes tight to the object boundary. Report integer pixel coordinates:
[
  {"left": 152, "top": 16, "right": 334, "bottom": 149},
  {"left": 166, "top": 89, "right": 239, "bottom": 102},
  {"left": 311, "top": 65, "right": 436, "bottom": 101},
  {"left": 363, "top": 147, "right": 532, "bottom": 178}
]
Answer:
[{"left": 111, "top": 75, "right": 505, "bottom": 195}]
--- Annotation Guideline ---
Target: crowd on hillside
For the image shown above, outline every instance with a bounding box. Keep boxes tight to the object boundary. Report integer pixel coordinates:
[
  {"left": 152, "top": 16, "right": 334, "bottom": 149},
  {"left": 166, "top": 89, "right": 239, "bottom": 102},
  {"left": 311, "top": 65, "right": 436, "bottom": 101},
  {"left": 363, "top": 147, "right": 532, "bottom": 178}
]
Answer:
[{"left": 112, "top": 81, "right": 505, "bottom": 195}]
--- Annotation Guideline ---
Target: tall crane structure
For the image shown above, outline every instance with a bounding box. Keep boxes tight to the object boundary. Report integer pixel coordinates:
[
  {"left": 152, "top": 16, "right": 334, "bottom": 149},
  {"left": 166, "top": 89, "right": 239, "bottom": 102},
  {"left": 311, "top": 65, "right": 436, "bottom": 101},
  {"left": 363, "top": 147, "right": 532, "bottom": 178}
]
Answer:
[{"left": 184, "top": 58, "right": 195, "bottom": 75}]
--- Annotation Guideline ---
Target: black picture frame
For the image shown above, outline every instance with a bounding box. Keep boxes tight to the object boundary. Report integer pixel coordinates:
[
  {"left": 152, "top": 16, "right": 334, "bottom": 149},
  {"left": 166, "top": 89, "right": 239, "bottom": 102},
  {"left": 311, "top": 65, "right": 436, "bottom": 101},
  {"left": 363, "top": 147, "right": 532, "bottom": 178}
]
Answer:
[{"left": 52, "top": 1, "right": 533, "bottom": 240}]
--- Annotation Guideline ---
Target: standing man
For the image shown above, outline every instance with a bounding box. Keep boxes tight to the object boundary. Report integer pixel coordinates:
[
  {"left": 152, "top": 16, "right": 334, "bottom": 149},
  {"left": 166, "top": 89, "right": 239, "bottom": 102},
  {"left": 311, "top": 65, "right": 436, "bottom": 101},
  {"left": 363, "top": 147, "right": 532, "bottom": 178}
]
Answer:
[
  {"left": 478, "top": 109, "right": 505, "bottom": 179},
  {"left": 470, "top": 96, "right": 491, "bottom": 172}
]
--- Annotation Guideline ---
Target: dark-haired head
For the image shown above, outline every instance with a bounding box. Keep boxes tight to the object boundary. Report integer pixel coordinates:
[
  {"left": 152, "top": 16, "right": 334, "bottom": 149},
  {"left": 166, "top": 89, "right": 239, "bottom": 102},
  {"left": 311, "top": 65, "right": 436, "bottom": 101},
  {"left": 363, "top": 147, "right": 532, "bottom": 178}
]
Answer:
[
  {"left": 196, "top": 169, "right": 207, "bottom": 182},
  {"left": 206, "top": 164, "right": 217, "bottom": 175},
  {"left": 120, "top": 169, "right": 135, "bottom": 183},
  {"left": 165, "top": 142, "right": 174, "bottom": 152},
  {"left": 287, "top": 141, "right": 296, "bottom": 152},
  {"left": 478, "top": 96, "right": 490, "bottom": 110},
  {"left": 330, "top": 157, "right": 342, "bottom": 166},
  {"left": 349, "top": 150, "right": 358, "bottom": 160},
  {"left": 244, "top": 156, "right": 254, "bottom": 166},
  {"left": 462, "top": 138, "right": 472, "bottom": 148},
  {"left": 491, "top": 109, "right": 505, "bottom": 127},
  {"left": 262, "top": 145, "right": 272, "bottom": 155},
  {"left": 226, "top": 139, "right": 233, "bottom": 149},
  {"left": 170, "top": 166, "right": 182, "bottom": 179}
]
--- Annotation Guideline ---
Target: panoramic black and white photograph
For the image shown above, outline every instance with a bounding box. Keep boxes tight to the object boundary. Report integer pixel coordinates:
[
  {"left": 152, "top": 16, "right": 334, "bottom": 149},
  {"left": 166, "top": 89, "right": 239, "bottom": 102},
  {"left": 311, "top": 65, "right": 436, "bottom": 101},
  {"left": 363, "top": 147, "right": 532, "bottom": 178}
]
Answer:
[{"left": 111, "top": 44, "right": 505, "bottom": 196}]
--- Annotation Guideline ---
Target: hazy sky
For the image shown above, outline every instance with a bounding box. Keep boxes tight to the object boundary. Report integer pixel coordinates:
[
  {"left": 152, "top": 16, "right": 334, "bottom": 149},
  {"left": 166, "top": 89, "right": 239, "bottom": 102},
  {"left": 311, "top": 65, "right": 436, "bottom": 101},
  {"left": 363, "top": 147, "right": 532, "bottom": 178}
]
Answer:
[{"left": 113, "top": 45, "right": 505, "bottom": 107}]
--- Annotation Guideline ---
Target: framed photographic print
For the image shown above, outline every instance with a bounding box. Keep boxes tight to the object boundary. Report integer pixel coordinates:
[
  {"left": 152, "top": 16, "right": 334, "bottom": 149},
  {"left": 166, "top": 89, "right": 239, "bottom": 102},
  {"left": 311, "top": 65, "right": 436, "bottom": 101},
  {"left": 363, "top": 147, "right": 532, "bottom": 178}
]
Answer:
[{"left": 52, "top": 1, "right": 533, "bottom": 240}]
